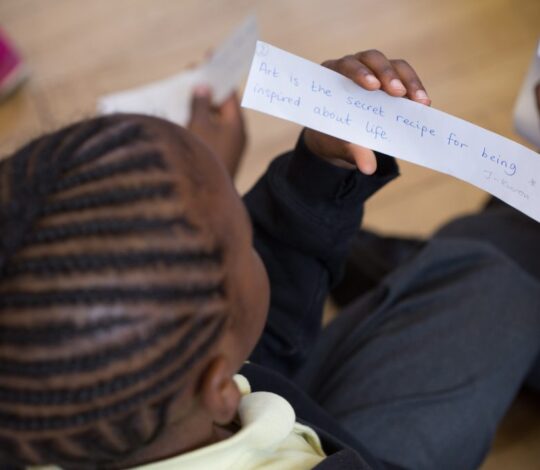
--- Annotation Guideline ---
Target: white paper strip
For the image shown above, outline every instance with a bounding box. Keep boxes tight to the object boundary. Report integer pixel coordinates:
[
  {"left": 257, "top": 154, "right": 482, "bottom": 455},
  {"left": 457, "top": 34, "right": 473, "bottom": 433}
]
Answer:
[
  {"left": 98, "top": 15, "right": 258, "bottom": 125},
  {"left": 242, "top": 41, "right": 540, "bottom": 223}
]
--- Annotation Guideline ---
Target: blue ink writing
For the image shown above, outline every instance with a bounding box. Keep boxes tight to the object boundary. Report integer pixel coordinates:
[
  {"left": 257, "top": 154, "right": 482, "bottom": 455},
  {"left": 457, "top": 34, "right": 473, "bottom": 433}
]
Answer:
[
  {"left": 258, "top": 62, "right": 279, "bottom": 78},
  {"left": 345, "top": 96, "right": 385, "bottom": 116},
  {"left": 483, "top": 170, "right": 527, "bottom": 198},
  {"left": 365, "top": 121, "right": 387, "bottom": 140},
  {"left": 501, "top": 179, "right": 528, "bottom": 199},
  {"left": 289, "top": 75, "right": 300, "bottom": 87},
  {"left": 395, "top": 115, "right": 436, "bottom": 138},
  {"left": 253, "top": 83, "right": 301, "bottom": 106},
  {"left": 313, "top": 106, "right": 351, "bottom": 125},
  {"left": 481, "top": 147, "right": 517, "bottom": 176},
  {"left": 311, "top": 81, "right": 332, "bottom": 96},
  {"left": 447, "top": 132, "right": 468, "bottom": 149}
]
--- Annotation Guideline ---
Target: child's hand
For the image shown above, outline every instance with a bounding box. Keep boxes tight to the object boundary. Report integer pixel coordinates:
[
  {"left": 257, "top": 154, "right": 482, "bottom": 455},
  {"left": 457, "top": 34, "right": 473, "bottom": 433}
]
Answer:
[
  {"left": 188, "top": 86, "right": 247, "bottom": 178},
  {"left": 304, "top": 50, "right": 430, "bottom": 175}
]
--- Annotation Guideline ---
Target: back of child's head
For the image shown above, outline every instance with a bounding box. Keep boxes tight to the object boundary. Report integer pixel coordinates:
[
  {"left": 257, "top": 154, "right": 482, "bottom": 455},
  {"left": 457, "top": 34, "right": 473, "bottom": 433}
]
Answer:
[{"left": 0, "top": 115, "right": 231, "bottom": 468}]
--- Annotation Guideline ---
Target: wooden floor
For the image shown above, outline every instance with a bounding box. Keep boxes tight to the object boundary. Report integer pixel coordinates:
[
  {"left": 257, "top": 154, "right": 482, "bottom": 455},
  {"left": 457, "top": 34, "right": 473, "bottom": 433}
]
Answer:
[{"left": 1, "top": 0, "right": 539, "bottom": 468}]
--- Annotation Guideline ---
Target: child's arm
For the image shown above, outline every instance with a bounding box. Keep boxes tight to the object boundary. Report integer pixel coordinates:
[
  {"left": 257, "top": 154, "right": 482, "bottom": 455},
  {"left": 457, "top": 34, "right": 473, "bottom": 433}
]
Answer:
[{"left": 244, "top": 50, "right": 430, "bottom": 378}]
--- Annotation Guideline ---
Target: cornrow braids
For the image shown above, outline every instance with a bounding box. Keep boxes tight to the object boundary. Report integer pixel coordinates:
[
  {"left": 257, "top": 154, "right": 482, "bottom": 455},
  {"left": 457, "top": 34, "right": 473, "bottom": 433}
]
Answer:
[{"left": 0, "top": 115, "right": 229, "bottom": 468}]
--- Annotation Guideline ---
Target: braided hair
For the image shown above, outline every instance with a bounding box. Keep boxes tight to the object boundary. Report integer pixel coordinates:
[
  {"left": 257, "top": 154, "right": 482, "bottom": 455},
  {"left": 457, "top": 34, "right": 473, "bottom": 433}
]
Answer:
[{"left": 0, "top": 115, "right": 228, "bottom": 468}]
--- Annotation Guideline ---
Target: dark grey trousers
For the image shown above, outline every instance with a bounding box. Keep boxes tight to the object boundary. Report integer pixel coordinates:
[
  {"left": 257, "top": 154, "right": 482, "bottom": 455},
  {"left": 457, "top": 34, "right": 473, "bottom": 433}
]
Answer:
[{"left": 294, "top": 203, "right": 540, "bottom": 470}]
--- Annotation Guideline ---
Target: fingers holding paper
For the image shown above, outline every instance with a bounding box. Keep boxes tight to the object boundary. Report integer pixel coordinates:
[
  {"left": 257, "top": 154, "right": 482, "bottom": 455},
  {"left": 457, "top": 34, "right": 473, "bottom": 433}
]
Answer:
[
  {"left": 324, "top": 50, "right": 430, "bottom": 104},
  {"left": 390, "top": 58, "right": 431, "bottom": 105},
  {"left": 305, "top": 50, "right": 430, "bottom": 174}
]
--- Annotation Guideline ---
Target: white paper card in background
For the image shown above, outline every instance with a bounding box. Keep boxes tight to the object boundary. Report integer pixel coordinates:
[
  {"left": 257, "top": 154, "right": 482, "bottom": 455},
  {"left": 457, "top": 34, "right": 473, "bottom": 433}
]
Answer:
[
  {"left": 514, "top": 39, "right": 540, "bottom": 149},
  {"left": 97, "top": 15, "right": 258, "bottom": 125},
  {"left": 242, "top": 41, "right": 540, "bottom": 223}
]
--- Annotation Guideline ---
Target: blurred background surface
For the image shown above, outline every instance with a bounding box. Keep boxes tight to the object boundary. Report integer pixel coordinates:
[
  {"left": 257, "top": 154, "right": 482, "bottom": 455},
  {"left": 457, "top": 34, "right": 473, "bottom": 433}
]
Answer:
[{"left": 0, "top": 1, "right": 539, "bottom": 468}]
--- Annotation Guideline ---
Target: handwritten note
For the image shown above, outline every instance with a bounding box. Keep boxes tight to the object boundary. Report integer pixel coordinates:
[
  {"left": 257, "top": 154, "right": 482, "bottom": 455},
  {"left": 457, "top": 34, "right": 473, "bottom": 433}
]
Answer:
[
  {"left": 242, "top": 41, "right": 540, "bottom": 223},
  {"left": 97, "top": 15, "right": 258, "bottom": 125}
]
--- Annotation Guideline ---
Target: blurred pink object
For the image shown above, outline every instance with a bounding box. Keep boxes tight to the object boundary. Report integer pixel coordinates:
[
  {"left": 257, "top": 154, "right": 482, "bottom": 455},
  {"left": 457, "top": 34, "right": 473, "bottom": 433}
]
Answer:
[{"left": 0, "top": 28, "right": 27, "bottom": 101}]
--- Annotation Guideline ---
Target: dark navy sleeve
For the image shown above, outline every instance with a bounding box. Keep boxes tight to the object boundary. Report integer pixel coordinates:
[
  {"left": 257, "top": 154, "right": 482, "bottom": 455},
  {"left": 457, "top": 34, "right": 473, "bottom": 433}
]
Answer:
[{"left": 244, "top": 134, "right": 399, "bottom": 377}]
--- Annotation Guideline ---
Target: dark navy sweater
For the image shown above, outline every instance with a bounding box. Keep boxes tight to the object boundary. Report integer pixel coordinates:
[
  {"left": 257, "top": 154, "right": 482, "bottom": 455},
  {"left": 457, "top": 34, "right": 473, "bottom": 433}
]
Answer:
[{"left": 241, "top": 135, "right": 402, "bottom": 469}]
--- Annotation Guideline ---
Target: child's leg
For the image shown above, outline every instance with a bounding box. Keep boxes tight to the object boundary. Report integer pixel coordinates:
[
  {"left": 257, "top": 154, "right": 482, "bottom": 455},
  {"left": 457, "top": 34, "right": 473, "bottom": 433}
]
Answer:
[
  {"left": 294, "top": 238, "right": 540, "bottom": 470},
  {"left": 435, "top": 199, "right": 540, "bottom": 281},
  {"left": 435, "top": 200, "right": 540, "bottom": 392},
  {"left": 333, "top": 198, "right": 540, "bottom": 308}
]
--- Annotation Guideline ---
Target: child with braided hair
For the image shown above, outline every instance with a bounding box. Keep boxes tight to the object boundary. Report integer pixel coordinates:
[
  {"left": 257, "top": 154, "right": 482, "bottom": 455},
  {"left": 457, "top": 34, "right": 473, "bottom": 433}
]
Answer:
[{"left": 0, "top": 50, "right": 539, "bottom": 470}]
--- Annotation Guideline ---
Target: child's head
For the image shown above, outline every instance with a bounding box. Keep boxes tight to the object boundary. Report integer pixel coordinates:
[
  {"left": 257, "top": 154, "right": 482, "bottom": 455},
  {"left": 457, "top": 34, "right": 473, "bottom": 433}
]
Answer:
[{"left": 0, "top": 115, "right": 269, "bottom": 468}]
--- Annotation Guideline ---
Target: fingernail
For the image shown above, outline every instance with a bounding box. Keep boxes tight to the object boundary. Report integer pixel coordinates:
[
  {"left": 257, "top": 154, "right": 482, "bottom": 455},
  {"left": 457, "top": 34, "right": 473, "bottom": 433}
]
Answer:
[
  {"left": 360, "top": 159, "right": 376, "bottom": 175},
  {"left": 193, "top": 85, "right": 211, "bottom": 97},
  {"left": 415, "top": 89, "right": 429, "bottom": 101},
  {"left": 390, "top": 79, "right": 406, "bottom": 92},
  {"left": 365, "top": 74, "right": 380, "bottom": 85}
]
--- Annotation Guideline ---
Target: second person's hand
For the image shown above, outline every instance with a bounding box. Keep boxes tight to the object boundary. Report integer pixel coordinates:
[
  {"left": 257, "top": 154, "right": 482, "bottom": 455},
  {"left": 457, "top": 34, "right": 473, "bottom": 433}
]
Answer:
[{"left": 188, "top": 86, "right": 247, "bottom": 178}]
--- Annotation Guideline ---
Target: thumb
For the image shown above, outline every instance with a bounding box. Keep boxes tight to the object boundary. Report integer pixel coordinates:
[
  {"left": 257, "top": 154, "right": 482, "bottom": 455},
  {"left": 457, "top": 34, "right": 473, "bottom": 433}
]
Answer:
[
  {"left": 219, "top": 92, "right": 242, "bottom": 123},
  {"left": 189, "top": 85, "right": 212, "bottom": 124},
  {"left": 349, "top": 145, "right": 377, "bottom": 175}
]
